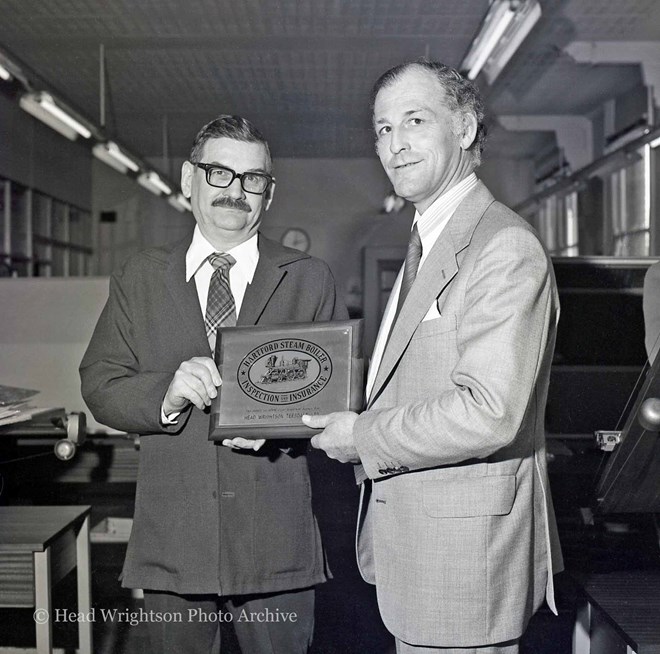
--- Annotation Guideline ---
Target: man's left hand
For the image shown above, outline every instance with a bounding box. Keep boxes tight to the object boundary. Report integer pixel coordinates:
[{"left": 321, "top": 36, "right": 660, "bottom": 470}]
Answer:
[{"left": 304, "top": 412, "right": 360, "bottom": 463}]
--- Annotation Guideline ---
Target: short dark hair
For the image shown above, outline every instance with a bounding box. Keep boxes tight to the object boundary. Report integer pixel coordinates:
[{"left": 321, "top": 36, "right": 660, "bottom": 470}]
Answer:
[
  {"left": 371, "top": 60, "right": 487, "bottom": 165},
  {"left": 189, "top": 114, "right": 272, "bottom": 171}
]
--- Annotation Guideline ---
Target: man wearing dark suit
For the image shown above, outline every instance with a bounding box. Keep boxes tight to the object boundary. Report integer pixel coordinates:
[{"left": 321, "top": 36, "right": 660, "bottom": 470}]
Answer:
[
  {"left": 80, "top": 115, "right": 347, "bottom": 653},
  {"left": 306, "top": 62, "right": 563, "bottom": 653}
]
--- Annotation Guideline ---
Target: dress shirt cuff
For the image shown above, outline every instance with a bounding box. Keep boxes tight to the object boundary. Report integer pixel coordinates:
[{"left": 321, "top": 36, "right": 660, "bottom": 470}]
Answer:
[
  {"left": 160, "top": 406, "right": 181, "bottom": 425},
  {"left": 354, "top": 463, "right": 369, "bottom": 485}
]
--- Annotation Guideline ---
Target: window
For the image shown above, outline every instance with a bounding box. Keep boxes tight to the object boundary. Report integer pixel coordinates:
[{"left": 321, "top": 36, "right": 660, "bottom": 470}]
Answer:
[
  {"left": 0, "top": 176, "right": 93, "bottom": 277},
  {"left": 536, "top": 191, "right": 579, "bottom": 256},
  {"left": 605, "top": 145, "right": 651, "bottom": 256}
]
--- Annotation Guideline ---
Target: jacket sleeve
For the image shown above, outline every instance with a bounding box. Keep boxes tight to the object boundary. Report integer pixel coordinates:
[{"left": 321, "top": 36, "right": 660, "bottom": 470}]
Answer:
[
  {"left": 314, "top": 261, "right": 349, "bottom": 323},
  {"left": 354, "top": 226, "right": 557, "bottom": 479},
  {"left": 79, "top": 268, "right": 191, "bottom": 435}
]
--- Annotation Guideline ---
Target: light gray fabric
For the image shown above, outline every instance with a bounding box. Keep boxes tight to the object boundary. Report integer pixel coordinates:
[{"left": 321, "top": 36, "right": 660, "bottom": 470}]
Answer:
[
  {"left": 353, "top": 181, "right": 563, "bottom": 648},
  {"left": 396, "top": 637, "right": 519, "bottom": 653}
]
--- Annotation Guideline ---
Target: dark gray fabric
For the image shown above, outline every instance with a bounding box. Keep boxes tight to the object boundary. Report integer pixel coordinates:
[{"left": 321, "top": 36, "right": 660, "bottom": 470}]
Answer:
[
  {"left": 395, "top": 222, "right": 422, "bottom": 323},
  {"left": 80, "top": 233, "right": 348, "bottom": 596},
  {"left": 144, "top": 587, "right": 315, "bottom": 654}
]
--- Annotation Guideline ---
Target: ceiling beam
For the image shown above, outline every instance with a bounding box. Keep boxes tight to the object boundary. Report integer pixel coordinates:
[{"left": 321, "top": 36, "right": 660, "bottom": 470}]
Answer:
[
  {"left": 565, "top": 41, "right": 660, "bottom": 107},
  {"left": 498, "top": 115, "right": 593, "bottom": 171}
]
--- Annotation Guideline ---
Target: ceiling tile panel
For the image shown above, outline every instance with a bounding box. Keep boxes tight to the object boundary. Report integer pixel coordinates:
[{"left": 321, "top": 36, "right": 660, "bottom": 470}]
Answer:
[
  {"left": 0, "top": 0, "right": 656, "bottom": 159},
  {"left": 564, "top": 0, "right": 660, "bottom": 40}
]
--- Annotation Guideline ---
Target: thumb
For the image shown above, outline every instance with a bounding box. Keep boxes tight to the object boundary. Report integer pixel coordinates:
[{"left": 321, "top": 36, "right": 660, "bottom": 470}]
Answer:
[{"left": 302, "top": 413, "right": 331, "bottom": 429}]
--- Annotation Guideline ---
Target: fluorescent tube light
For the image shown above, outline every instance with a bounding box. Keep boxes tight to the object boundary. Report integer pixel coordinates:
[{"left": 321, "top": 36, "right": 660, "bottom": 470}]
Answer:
[
  {"left": 105, "top": 142, "right": 140, "bottom": 172},
  {"left": 483, "top": 1, "right": 542, "bottom": 84},
  {"left": 20, "top": 93, "right": 79, "bottom": 140},
  {"left": 36, "top": 93, "right": 91, "bottom": 138},
  {"left": 650, "top": 135, "right": 660, "bottom": 149},
  {"left": 461, "top": 0, "right": 541, "bottom": 83},
  {"left": 168, "top": 193, "right": 192, "bottom": 213},
  {"left": 93, "top": 143, "right": 128, "bottom": 173},
  {"left": 462, "top": 1, "right": 516, "bottom": 81},
  {"left": 93, "top": 141, "right": 140, "bottom": 174},
  {"left": 138, "top": 171, "right": 172, "bottom": 196},
  {"left": 20, "top": 92, "right": 92, "bottom": 140},
  {"left": 0, "top": 63, "right": 11, "bottom": 81}
]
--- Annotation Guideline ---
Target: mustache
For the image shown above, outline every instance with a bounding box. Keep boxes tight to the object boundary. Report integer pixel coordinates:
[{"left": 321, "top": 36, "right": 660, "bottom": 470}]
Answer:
[{"left": 211, "top": 196, "right": 251, "bottom": 212}]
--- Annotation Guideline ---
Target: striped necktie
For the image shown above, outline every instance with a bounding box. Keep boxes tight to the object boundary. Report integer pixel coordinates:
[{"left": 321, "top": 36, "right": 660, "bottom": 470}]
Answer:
[
  {"left": 394, "top": 223, "right": 423, "bottom": 322},
  {"left": 205, "top": 253, "right": 237, "bottom": 350}
]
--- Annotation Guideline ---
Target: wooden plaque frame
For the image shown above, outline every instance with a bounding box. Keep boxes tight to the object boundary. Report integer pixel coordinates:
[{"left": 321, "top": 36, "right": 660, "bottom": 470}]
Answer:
[{"left": 208, "top": 320, "right": 363, "bottom": 440}]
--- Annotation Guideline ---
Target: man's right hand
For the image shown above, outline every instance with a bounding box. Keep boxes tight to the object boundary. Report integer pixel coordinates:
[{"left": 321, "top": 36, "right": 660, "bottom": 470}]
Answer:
[{"left": 162, "top": 357, "right": 222, "bottom": 415}]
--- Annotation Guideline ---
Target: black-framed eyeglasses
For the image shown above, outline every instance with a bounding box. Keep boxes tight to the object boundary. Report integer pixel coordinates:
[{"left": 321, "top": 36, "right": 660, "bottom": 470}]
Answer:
[{"left": 193, "top": 162, "right": 274, "bottom": 195}]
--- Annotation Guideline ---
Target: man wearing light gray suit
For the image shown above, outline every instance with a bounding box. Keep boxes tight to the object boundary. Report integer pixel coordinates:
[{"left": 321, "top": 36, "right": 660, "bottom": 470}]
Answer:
[{"left": 305, "top": 62, "right": 563, "bottom": 653}]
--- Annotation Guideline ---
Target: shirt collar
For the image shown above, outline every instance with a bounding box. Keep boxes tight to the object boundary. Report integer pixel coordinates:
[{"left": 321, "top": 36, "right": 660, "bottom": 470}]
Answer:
[
  {"left": 185, "top": 225, "right": 259, "bottom": 282},
  {"left": 413, "top": 172, "right": 478, "bottom": 239}
]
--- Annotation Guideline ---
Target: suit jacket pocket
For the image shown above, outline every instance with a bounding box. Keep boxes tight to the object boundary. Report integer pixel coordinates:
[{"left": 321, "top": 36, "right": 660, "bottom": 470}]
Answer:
[
  {"left": 413, "top": 313, "right": 457, "bottom": 339},
  {"left": 422, "top": 475, "right": 516, "bottom": 518}
]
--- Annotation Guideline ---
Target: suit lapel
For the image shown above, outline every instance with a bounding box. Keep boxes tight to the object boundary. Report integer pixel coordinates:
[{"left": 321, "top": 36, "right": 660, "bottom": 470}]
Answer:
[
  {"left": 368, "top": 181, "right": 495, "bottom": 407},
  {"left": 238, "top": 234, "right": 309, "bottom": 326},
  {"left": 164, "top": 237, "right": 210, "bottom": 355}
]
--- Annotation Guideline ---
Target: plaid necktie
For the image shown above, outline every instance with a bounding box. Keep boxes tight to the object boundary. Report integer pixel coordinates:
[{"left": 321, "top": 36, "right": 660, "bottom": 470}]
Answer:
[
  {"left": 205, "top": 253, "right": 237, "bottom": 350},
  {"left": 394, "top": 223, "right": 423, "bottom": 322}
]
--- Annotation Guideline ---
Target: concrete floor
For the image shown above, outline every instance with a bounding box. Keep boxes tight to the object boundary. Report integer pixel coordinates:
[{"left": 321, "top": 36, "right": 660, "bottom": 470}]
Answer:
[{"left": 2, "top": 445, "right": 657, "bottom": 653}]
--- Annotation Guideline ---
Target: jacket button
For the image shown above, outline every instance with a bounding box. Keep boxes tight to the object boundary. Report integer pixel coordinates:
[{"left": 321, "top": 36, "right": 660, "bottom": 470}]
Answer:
[
  {"left": 378, "top": 468, "right": 388, "bottom": 475},
  {"left": 212, "top": 491, "right": 217, "bottom": 499},
  {"left": 399, "top": 466, "right": 409, "bottom": 473}
]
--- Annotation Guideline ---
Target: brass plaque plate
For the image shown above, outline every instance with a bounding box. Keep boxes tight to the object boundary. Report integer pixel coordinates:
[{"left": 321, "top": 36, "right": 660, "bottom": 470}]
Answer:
[{"left": 208, "top": 320, "right": 363, "bottom": 440}]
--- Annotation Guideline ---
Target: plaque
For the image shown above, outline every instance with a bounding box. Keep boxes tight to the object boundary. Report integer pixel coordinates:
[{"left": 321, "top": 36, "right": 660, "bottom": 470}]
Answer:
[{"left": 208, "top": 320, "right": 364, "bottom": 440}]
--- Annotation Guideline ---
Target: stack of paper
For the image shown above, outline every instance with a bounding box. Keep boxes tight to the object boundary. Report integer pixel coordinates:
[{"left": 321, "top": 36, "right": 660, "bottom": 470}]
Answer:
[{"left": 0, "top": 385, "right": 45, "bottom": 427}]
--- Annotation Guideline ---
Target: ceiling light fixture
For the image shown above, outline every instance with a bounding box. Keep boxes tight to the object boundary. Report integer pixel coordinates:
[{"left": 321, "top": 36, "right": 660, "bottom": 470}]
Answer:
[
  {"left": 461, "top": 0, "right": 541, "bottom": 84},
  {"left": 93, "top": 141, "right": 140, "bottom": 174},
  {"left": 137, "top": 171, "right": 172, "bottom": 196},
  {"left": 6, "top": 49, "right": 187, "bottom": 212},
  {"left": 19, "top": 91, "right": 92, "bottom": 140},
  {"left": 20, "top": 93, "right": 78, "bottom": 140},
  {"left": 381, "top": 190, "right": 406, "bottom": 214},
  {"left": 462, "top": 1, "right": 516, "bottom": 81},
  {"left": 0, "top": 63, "right": 12, "bottom": 81},
  {"left": 168, "top": 193, "right": 192, "bottom": 213}
]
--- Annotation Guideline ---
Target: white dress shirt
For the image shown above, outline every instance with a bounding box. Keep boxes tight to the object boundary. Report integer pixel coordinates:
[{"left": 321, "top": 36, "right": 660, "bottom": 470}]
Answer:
[
  {"left": 186, "top": 225, "right": 260, "bottom": 336},
  {"left": 366, "top": 173, "right": 479, "bottom": 401},
  {"left": 161, "top": 226, "right": 259, "bottom": 423}
]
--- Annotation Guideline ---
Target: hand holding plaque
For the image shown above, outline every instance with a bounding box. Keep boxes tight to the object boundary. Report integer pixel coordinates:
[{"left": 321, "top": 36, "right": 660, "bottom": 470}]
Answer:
[{"left": 208, "top": 320, "right": 364, "bottom": 440}]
